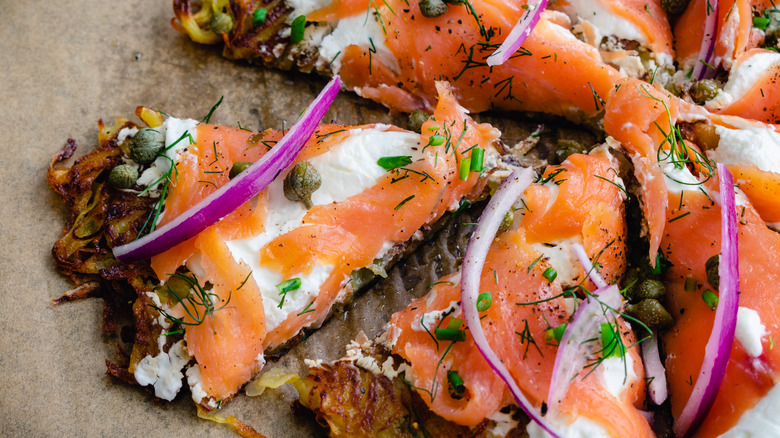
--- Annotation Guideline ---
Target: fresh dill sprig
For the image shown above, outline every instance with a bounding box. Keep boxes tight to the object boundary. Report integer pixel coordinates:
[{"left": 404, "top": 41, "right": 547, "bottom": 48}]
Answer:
[{"left": 150, "top": 273, "right": 232, "bottom": 329}]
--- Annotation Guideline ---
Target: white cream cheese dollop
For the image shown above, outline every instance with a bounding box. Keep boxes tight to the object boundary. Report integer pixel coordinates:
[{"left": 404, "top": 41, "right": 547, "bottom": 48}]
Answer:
[{"left": 226, "top": 126, "right": 423, "bottom": 332}]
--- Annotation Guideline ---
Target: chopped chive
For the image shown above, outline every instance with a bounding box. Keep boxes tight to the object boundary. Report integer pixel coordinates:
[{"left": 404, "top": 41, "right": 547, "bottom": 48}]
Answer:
[
  {"left": 459, "top": 157, "right": 472, "bottom": 180},
  {"left": 434, "top": 328, "right": 466, "bottom": 342},
  {"left": 428, "top": 134, "right": 445, "bottom": 146},
  {"left": 470, "top": 147, "right": 484, "bottom": 172},
  {"left": 476, "top": 292, "right": 492, "bottom": 312},
  {"left": 754, "top": 15, "right": 771, "bottom": 30},
  {"left": 684, "top": 276, "right": 698, "bottom": 293},
  {"left": 545, "top": 323, "right": 567, "bottom": 345},
  {"left": 770, "top": 336, "right": 776, "bottom": 350},
  {"left": 648, "top": 252, "right": 670, "bottom": 276},
  {"left": 447, "top": 370, "right": 466, "bottom": 395},
  {"left": 290, "top": 15, "right": 306, "bottom": 44},
  {"left": 276, "top": 278, "right": 302, "bottom": 309},
  {"left": 395, "top": 195, "right": 415, "bottom": 210},
  {"left": 377, "top": 155, "right": 413, "bottom": 171},
  {"left": 453, "top": 199, "right": 471, "bottom": 217},
  {"left": 542, "top": 267, "right": 558, "bottom": 283},
  {"left": 253, "top": 8, "right": 268, "bottom": 26},
  {"left": 702, "top": 289, "right": 719, "bottom": 310},
  {"left": 600, "top": 323, "right": 625, "bottom": 359},
  {"left": 447, "top": 317, "right": 464, "bottom": 330}
]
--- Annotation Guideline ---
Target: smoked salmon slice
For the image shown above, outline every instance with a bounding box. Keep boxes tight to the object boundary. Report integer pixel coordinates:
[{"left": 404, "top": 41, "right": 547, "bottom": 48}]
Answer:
[
  {"left": 132, "top": 81, "right": 506, "bottom": 407},
  {"left": 386, "top": 149, "right": 652, "bottom": 436},
  {"left": 174, "top": 0, "right": 625, "bottom": 122},
  {"left": 604, "top": 77, "right": 780, "bottom": 436},
  {"left": 704, "top": 48, "right": 780, "bottom": 124}
]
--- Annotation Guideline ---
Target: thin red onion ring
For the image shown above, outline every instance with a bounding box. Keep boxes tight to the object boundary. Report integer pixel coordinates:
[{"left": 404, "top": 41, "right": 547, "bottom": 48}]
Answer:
[
  {"left": 691, "top": 0, "right": 719, "bottom": 81},
  {"left": 485, "top": 0, "right": 548, "bottom": 67},
  {"left": 547, "top": 283, "right": 622, "bottom": 413},
  {"left": 113, "top": 77, "right": 342, "bottom": 263},
  {"left": 642, "top": 331, "right": 668, "bottom": 405},
  {"left": 572, "top": 242, "right": 607, "bottom": 289},
  {"left": 460, "top": 167, "right": 561, "bottom": 437},
  {"left": 673, "top": 163, "right": 739, "bottom": 437}
]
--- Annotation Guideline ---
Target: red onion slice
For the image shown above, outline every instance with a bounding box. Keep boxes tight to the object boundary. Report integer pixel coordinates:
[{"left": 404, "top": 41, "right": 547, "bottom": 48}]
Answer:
[
  {"left": 113, "top": 77, "right": 342, "bottom": 263},
  {"left": 461, "top": 167, "right": 561, "bottom": 437},
  {"left": 485, "top": 0, "right": 548, "bottom": 67},
  {"left": 547, "top": 283, "right": 622, "bottom": 413},
  {"left": 691, "top": 0, "right": 719, "bottom": 81},
  {"left": 572, "top": 242, "right": 607, "bottom": 289},
  {"left": 642, "top": 331, "right": 668, "bottom": 405},
  {"left": 673, "top": 163, "right": 739, "bottom": 437}
]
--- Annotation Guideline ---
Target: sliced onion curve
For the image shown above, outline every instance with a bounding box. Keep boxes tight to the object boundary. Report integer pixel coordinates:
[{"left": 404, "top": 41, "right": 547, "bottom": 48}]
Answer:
[
  {"left": 673, "top": 163, "right": 739, "bottom": 437},
  {"left": 113, "top": 77, "right": 342, "bottom": 263},
  {"left": 460, "top": 167, "right": 561, "bottom": 437},
  {"left": 485, "top": 0, "right": 548, "bottom": 67}
]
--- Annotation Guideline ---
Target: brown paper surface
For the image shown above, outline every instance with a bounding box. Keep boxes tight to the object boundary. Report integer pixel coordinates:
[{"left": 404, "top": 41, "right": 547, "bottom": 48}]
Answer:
[{"left": 0, "top": 1, "right": 593, "bottom": 436}]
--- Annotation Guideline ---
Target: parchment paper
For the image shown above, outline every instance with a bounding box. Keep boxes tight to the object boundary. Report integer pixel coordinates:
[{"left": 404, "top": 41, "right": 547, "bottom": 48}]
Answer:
[{"left": 0, "top": 1, "right": 593, "bottom": 436}]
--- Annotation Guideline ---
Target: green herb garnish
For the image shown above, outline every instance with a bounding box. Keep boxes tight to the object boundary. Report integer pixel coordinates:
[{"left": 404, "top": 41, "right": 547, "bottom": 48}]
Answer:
[
  {"left": 277, "top": 278, "right": 302, "bottom": 309},
  {"left": 290, "top": 15, "right": 306, "bottom": 44},
  {"left": 377, "top": 155, "right": 413, "bottom": 171}
]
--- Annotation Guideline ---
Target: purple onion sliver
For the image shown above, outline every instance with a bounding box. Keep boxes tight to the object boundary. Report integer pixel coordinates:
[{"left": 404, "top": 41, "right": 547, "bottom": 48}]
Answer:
[
  {"left": 641, "top": 331, "right": 668, "bottom": 405},
  {"left": 571, "top": 242, "right": 607, "bottom": 289},
  {"left": 547, "top": 284, "right": 621, "bottom": 413},
  {"left": 485, "top": 0, "right": 548, "bottom": 67},
  {"left": 691, "top": 0, "right": 719, "bottom": 81},
  {"left": 673, "top": 163, "right": 739, "bottom": 437},
  {"left": 460, "top": 167, "right": 561, "bottom": 437},
  {"left": 113, "top": 76, "right": 342, "bottom": 263}
]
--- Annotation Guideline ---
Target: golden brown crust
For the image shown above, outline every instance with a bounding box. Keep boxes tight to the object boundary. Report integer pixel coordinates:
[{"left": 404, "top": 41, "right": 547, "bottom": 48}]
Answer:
[{"left": 293, "top": 345, "right": 528, "bottom": 438}]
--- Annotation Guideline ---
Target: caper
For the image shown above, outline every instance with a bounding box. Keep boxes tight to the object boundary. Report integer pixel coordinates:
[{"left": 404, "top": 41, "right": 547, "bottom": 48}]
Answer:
[
  {"left": 705, "top": 254, "right": 720, "bottom": 290},
  {"left": 660, "top": 0, "right": 691, "bottom": 15},
  {"left": 626, "top": 299, "right": 675, "bottom": 330},
  {"left": 664, "top": 81, "right": 683, "bottom": 97},
  {"left": 108, "top": 164, "right": 138, "bottom": 189},
  {"left": 229, "top": 161, "right": 252, "bottom": 179},
  {"left": 636, "top": 279, "right": 667, "bottom": 301},
  {"left": 283, "top": 161, "right": 322, "bottom": 208},
  {"left": 498, "top": 210, "right": 514, "bottom": 233},
  {"left": 419, "top": 0, "right": 448, "bottom": 18},
  {"left": 210, "top": 10, "right": 234, "bottom": 35},
  {"left": 408, "top": 110, "right": 429, "bottom": 133},
  {"left": 621, "top": 267, "right": 642, "bottom": 301},
  {"left": 555, "top": 139, "right": 588, "bottom": 164},
  {"left": 689, "top": 79, "right": 720, "bottom": 105},
  {"left": 128, "top": 128, "right": 164, "bottom": 165}
]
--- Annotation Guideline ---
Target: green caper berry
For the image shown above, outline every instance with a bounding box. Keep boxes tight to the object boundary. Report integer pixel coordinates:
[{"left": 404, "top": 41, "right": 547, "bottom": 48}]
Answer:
[
  {"left": 109, "top": 164, "right": 138, "bottom": 189},
  {"left": 705, "top": 254, "right": 720, "bottom": 290},
  {"left": 636, "top": 279, "right": 667, "bottom": 301},
  {"left": 283, "top": 161, "right": 322, "bottom": 208},
  {"left": 211, "top": 10, "right": 234, "bottom": 35},
  {"left": 621, "top": 267, "right": 642, "bottom": 301},
  {"left": 689, "top": 79, "right": 720, "bottom": 105},
  {"left": 498, "top": 210, "right": 515, "bottom": 233},
  {"left": 626, "top": 299, "right": 675, "bottom": 330},
  {"left": 664, "top": 81, "right": 683, "bottom": 97},
  {"left": 419, "top": 0, "right": 448, "bottom": 18},
  {"left": 555, "top": 139, "right": 588, "bottom": 164},
  {"left": 129, "top": 128, "right": 164, "bottom": 165},
  {"left": 660, "top": 0, "right": 691, "bottom": 16},
  {"left": 408, "top": 110, "right": 429, "bottom": 133},
  {"left": 229, "top": 161, "right": 252, "bottom": 179}
]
